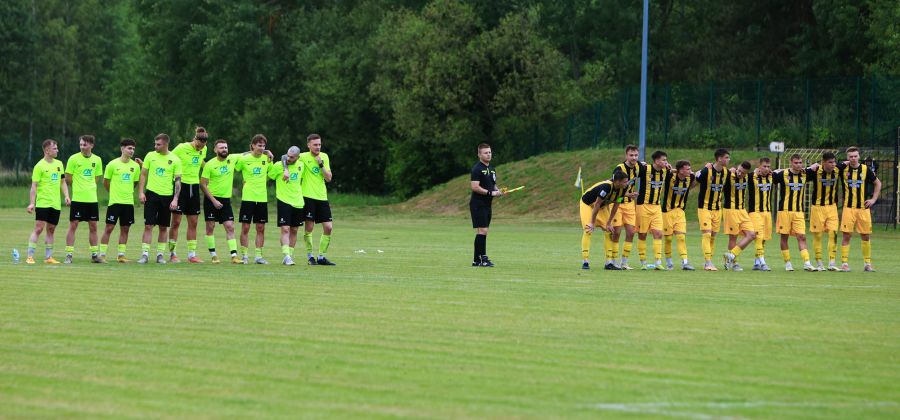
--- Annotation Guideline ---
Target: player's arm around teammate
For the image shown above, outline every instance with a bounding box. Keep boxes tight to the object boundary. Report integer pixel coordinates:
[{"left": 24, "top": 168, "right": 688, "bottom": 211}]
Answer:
[
  {"left": 839, "top": 147, "right": 881, "bottom": 272},
  {"left": 237, "top": 134, "right": 273, "bottom": 264},
  {"left": 297, "top": 134, "right": 336, "bottom": 266}
]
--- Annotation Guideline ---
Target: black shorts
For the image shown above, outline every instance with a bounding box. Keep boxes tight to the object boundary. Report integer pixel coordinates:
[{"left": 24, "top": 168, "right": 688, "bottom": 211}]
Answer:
[
  {"left": 144, "top": 190, "right": 173, "bottom": 227},
  {"left": 35, "top": 207, "right": 61, "bottom": 226},
  {"left": 105, "top": 204, "right": 135, "bottom": 226},
  {"left": 204, "top": 197, "right": 234, "bottom": 224},
  {"left": 470, "top": 200, "right": 492, "bottom": 228},
  {"left": 173, "top": 183, "right": 201, "bottom": 215},
  {"left": 276, "top": 200, "right": 304, "bottom": 227},
  {"left": 303, "top": 198, "right": 333, "bottom": 224},
  {"left": 70, "top": 201, "right": 100, "bottom": 222},
  {"left": 239, "top": 201, "right": 268, "bottom": 224}
]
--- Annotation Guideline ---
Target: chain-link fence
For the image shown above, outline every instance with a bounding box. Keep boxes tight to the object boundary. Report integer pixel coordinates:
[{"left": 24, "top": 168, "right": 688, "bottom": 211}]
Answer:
[{"left": 496, "top": 76, "right": 900, "bottom": 157}]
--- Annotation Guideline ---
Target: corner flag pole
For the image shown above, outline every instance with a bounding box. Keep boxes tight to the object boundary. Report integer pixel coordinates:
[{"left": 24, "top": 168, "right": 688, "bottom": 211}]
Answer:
[{"left": 638, "top": 0, "right": 649, "bottom": 162}]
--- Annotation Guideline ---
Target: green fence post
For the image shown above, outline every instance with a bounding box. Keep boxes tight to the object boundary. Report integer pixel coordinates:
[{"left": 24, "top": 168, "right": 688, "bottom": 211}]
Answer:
[
  {"left": 756, "top": 80, "right": 762, "bottom": 148},
  {"left": 856, "top": 76, "right": 861, "bottom": 145},
  {"left": 663, "top": 84, "right": 670, "bottom": 147},
  {"left": 566, "top": 114, "right": 574, "bottom": 151},
  {"left": 592, "top": 102, "right": 601, "bottom": 148},
  {"left": 870, "top": 76, "right": 876, "bottom": 148},
  {"left": 805, "top": 78, "right": 811, "bottom": 147}
]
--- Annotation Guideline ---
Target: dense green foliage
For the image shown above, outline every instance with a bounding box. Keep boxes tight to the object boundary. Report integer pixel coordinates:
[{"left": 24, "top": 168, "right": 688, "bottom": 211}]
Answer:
[
  {"left": 1, "top": 208, "right": 899, "bottom": 417},
  {"left": 2, "top": 1, "right": 899, "bottom": 196}
]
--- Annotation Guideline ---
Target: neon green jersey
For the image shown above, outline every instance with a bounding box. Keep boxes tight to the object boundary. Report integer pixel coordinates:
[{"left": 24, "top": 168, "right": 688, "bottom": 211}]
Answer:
[
  {"left": 298, "top": 152, "right": 330, "bottom": 200},
  {"left": 104, "top": 158, "right": 140, "bottom": 205},
  {"left": 143, "top": 151, "right": 182, "bottom": 196},
  {"left": 32, "top": 158, "right": 65, "bottom": 210},
  {"left": 201, "top": 154, "right": 241, "bottom": 198},
  {"left": 172, "top": 142, "right": 207, "bottom": 185},
  {"left": 268, "top": 160, "right": 304, "bottom": 208},
  {"left": 235, "top": 153, "right": 271, "bottom": 202},
  {"left": 65, "top": 153, "right": 103, "bottom": 203}
]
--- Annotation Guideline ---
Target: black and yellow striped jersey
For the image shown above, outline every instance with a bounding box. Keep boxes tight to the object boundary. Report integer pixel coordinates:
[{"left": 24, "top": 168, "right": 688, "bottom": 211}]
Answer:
[
  {"left": 581, "top": 180, "right": 619, "bottom": 206},
  {"left": 662, "top": 172, "right": 694, "bottom": 212},
  {"left": 696, "top": 166, "right": 726, "bottom": 210},
  {"left": 806, "top": 167, "right": 839, "bottom": 206},
  {"left": 773, "top": 169, "right": 807, "bottom": 212},
  {"left": 612, "top": 162, "right": 638, "bottom": 203},
  {"left": 722, "top": 170, "right": 749, "bottom": 210},
  {"left": 839, "top": 163, "right": 878, "bottom": 209},
  {"left": 747, "top": 173, "right": 773, "bottom": 213},
  {"left": 635, "top": 162, "right": 669, "bottom": 206}
]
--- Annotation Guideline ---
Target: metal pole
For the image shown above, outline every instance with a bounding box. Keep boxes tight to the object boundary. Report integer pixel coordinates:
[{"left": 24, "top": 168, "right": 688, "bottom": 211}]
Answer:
[
  {"left": 870, "top": 76, "right": 876, "bottom": 147},
  {"left": 805, "top": 79, "right": 811, "bottom": 147},
  {"left": 592, "top": 102, "right": 601, "bottom": 148},
  {"left": 638, "top": 0, "right": 649, "bottom": 161},
  {"left": 855, "top": 76, "right": 861, "bottom": 145}
]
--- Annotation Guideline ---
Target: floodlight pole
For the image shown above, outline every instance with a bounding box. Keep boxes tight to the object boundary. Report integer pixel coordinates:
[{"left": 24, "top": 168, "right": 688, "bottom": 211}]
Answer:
[{"left": 638, "top": 0, "right": 649, "bottom": 161}]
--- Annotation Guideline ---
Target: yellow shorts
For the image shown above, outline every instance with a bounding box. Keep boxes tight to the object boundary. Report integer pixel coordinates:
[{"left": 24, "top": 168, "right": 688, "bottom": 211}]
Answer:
[
  {"left": 614, "top": 201, "right": 636, "bottom": 227},
  {"left": 749, "top": 212, "right": 772, "bottom": 240},
  {"left": 663, "top": 208, "right": 686, "bottom": 236},
  {"left": 841, "top": 207, "right": 872, "bottom": 234},
  {"left": 809, "top": 205, "right": 839, "bottom": 233},
  {"left": 697, "top": 208, "right": 722, "bottom": 233},
  {"left": 723, "top": 209, "right": 754, "bottom": 235},
  {"left": 776, "top": 211, "right": 806, "bottom": 235},
  {"left": 580, "top": 201, "right": 618, "bottom": 233},
  {"left": 636, "top": 204, "right": 663, "bottom": 233}
]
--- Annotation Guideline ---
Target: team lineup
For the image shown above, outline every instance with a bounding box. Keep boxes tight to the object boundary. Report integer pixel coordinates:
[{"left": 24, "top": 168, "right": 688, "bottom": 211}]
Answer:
[
  {"left": 24, "top": 129, "right": 336, "bottom": 266},
  {"left": 469, "top": 143, "right": 881, "bottom": 273}
]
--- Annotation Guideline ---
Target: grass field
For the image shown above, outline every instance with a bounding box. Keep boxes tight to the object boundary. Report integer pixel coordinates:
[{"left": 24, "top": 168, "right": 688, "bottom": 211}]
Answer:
[{"left": 1, "top": 205, "right": 899, "bottom": 418}]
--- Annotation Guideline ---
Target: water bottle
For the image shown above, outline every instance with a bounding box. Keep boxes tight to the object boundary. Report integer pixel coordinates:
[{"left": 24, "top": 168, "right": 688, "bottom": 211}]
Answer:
[{"left": 12, "top": 249, "right": 20, "bottom": 264}]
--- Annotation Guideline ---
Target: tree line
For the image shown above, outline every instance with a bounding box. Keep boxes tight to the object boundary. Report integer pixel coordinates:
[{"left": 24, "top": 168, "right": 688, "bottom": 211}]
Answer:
[{"left": 2, "top": 0, "right": 897, "bottom": 196}]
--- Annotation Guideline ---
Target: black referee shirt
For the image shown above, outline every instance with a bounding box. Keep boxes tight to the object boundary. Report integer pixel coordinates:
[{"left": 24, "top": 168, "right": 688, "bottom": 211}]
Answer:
[{"left": 470, "top": 161, "right": 496, "bottom": 204}]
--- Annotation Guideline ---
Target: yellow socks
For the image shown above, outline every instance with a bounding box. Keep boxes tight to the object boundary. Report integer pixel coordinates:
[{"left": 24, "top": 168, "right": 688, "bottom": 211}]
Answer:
[
  {"left": 841, "top": 244, "right": 850, "bottom": 263},
  {"left": 781, "top": 249, "right": 791, "bottom": 263},
  {"left": 827, "top": 232, "right": 837, "bottom": 261},
  {"left": 664, "top": 235, "right": 673, "bottom": 258},
  {"left": 800, "top": 249, "right": 810, "bottom": 263},
  {"left": 701, "top": 233, "right": 712, "bottom": 261},
  {"left": 861, "top": 240, "right": 871, "bottom": 264},
  {"left": 604, "top": 233, "right": 613, "bottom": 260},
  {"left": 755, "top": 237, "right": 765, "bottom": 258},
  {"left": 638, "top": 240, "right": 647, "bottom": 261},
  {"left": 730, "top": 246, "right": 742, "bottom": 258},
  {"left": 652, "top": 240, "right": 662, "bottom": 261},
  {"left": 812, "top": 232, "right": 823, "bottom": 261},
  {"left": 581, "top": 232, "right": 592, "bottom": 260},
  {"left": 676, "top": 234, "right": 688, "bottom": 260},
  {"left": 623, "top": 241, "right": 633, "bottom": 258}
]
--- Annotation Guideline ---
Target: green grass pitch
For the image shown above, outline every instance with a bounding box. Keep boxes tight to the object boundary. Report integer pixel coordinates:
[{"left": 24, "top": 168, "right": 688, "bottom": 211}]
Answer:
[{"left": 0, "top": 207, "right": 898, "bottom": 418}]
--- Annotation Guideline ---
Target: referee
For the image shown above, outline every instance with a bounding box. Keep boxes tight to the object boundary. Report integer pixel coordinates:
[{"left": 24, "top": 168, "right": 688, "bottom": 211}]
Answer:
[{"left": 469, "top": 143, "right": 504, "bottom": 267}]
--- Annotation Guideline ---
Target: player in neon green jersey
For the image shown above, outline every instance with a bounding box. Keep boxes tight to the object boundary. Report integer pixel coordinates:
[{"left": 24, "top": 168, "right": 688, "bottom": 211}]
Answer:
[
  {"left": 294, "top": 133, "right": 336, "bottom": 266},
  {"left": 98, "top": 138, "right": 141, "bottom": 263},
  {"left": 236, "top": 134, "right": 273, "bottom": 264},
  {"left": 137, "top": 133, "right": 182, "bottom": 264},
  {"left": 200, "top": 139, "right": 243, "bottom": 264},
  {"left": 63, "top": 135, "right": 104, "bottom": 263},
  {"left": 270, "top": 146, "right": 304, "bottom": 265},
  {"left": 169, "top": 126, "right": 208, "bottom": 263},
  {"left": 25, "top": 139, "right": 70, "bottom": 264}
]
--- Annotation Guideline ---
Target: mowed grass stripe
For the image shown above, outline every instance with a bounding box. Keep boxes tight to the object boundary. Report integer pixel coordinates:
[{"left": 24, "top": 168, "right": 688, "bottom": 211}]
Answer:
[{"left": 1, "top": 209, "right": 899, "bottom": 418}]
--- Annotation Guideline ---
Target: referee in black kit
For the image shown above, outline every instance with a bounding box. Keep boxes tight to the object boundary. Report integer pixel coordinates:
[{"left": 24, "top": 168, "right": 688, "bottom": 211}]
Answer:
[{"left": 470, "top": 143, "right": 504, "bottom": 267}]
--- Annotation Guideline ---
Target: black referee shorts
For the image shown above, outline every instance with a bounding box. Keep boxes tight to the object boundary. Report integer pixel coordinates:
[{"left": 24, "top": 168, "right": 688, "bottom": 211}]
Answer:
[{"left": 469, "top": 201, "right": 492, "bottom": 228}]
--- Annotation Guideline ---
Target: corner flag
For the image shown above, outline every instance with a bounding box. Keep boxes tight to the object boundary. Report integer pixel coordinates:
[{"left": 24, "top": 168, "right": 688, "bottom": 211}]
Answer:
[{"left": 574, "top": 166, "right": 584, "bottom": 195}]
